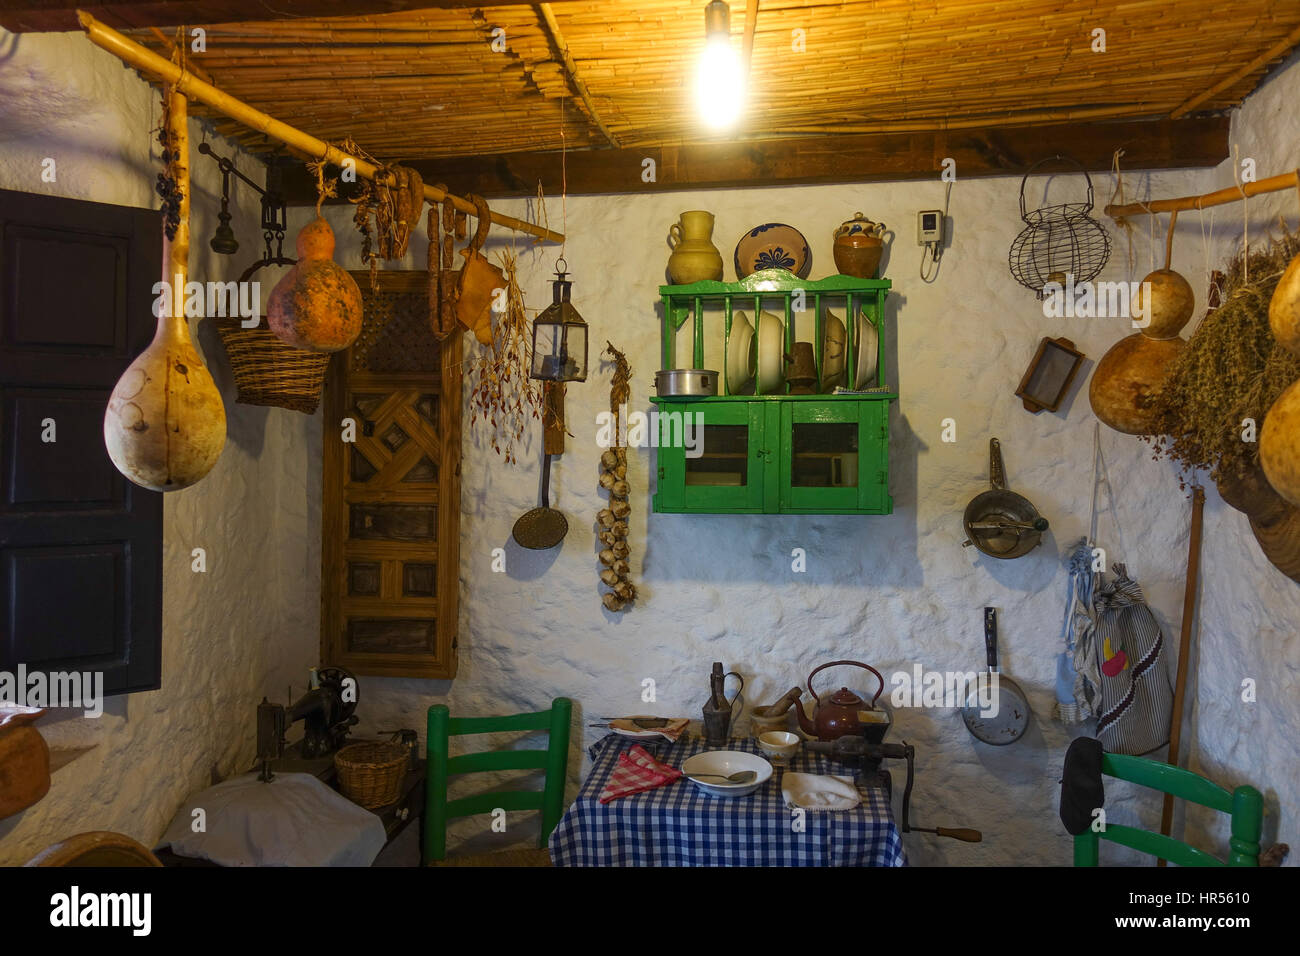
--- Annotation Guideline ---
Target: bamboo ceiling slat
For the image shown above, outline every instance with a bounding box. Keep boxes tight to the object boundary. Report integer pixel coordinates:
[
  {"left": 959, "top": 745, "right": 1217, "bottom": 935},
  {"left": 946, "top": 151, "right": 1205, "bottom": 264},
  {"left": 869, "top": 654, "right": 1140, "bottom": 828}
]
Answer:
[{"left": 121, "top": 0, "right": 1299, "bottom": 161}]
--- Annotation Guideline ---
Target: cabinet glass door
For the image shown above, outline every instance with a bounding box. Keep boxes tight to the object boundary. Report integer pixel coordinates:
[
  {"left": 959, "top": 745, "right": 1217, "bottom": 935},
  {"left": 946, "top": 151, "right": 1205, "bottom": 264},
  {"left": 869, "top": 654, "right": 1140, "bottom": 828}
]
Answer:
[
  {"left": 779, "top": 401, "right": 886, "bottom": 512},
  {"left": 654, "top": 401, "right": 766, "bottom": 512}
]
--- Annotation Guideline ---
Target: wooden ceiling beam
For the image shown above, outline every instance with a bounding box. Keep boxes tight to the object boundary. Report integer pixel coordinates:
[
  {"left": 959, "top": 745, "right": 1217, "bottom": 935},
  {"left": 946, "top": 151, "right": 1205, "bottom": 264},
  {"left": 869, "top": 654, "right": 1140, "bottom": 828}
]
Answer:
[
  {"left": 277, "top": 115, "right": 1229, "bottom": 203},
  {"left": 1169, "top": 20, "right": 1300, "bottom": 119},
  {"left": 536, "top": 2, "right": 620, "bottom": 148},
  {"left": 0, "top": 0, "right": 549, "bottom": 33}
]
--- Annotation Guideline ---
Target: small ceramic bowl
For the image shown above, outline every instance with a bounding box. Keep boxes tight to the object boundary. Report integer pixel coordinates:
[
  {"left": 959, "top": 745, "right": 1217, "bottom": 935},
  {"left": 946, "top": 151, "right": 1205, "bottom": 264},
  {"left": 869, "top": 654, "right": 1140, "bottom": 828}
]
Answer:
[{"left": 758, "top": 730, "right": 800, "bottom": 763}]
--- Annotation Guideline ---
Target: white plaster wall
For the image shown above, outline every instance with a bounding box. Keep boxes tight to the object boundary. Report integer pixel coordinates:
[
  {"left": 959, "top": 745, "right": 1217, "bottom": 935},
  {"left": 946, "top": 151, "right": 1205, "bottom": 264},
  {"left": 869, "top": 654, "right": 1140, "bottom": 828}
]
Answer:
[
  {"left": 342, "top": 64, "right": 1298, "bottom": 867},
  {"left": 0, "top": 29, "right": 319, "bottom": 863}
]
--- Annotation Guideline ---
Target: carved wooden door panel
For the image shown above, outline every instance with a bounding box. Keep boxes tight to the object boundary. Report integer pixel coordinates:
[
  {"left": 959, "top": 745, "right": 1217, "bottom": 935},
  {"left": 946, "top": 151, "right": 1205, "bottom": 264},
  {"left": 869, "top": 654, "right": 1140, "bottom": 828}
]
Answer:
[{"left": 321, "top": 272, "right": 460, "bottom": 678}]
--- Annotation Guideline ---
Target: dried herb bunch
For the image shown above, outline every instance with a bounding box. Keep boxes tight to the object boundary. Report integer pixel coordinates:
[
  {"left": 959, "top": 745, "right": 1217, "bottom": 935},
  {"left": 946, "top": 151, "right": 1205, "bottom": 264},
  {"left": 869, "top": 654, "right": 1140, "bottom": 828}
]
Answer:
[
  {"left": 466, "top": 247, "right": 541, "bottom": 463},
  {"left": 154, "top": 95, "right": 182, "bottom": 240},
  {"left": 1144, "top": 226, "right": 1300, "bottom": 484}
]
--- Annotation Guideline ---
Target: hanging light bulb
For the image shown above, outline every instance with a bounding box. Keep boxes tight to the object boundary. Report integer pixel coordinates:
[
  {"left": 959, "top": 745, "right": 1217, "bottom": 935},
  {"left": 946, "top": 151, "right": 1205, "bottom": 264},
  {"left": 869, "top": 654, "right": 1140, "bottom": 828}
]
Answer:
[{"left": 696, "top": 0, "right": 744, "bottom": 130}]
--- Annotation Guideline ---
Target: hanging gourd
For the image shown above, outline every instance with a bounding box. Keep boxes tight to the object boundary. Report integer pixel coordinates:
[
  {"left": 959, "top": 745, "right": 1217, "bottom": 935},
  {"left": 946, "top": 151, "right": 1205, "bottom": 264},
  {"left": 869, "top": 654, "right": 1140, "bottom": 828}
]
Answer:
[
  {"left": 1089, "top": 333, "right": 1186, "bottom": 435},
  {"left": 1268, "top": 252, "right": 1300, "bottom": 357},
  {"left": 1133, "top": 212, "right": 1195, "bottom": 339},
  {"left": 104, "top": 87, "right": 226, "bottom": 492},
  {"left": 267, "top": 216, "right": 363, "bottom": 352},
  {"left": 1261, "top": 379, "right": 1300, "bottom": 505}
]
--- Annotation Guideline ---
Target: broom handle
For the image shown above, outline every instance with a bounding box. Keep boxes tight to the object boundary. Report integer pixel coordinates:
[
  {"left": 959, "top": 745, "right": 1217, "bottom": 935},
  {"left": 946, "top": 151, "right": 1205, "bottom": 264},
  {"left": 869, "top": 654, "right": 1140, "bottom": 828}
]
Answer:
[{"left": 1158, "top": 485, "right": 1205, "bottom": 864}]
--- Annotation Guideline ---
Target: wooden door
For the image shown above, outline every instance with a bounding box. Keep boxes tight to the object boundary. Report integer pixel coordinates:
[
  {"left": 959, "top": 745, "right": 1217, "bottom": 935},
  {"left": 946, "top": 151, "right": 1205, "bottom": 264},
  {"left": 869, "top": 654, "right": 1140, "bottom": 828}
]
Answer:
[
  {"left": 321, "top": 272, "right": 460, "bottom": 678},
  {"left": 0, "top": 188, "right": 164, "bottom": 694}
]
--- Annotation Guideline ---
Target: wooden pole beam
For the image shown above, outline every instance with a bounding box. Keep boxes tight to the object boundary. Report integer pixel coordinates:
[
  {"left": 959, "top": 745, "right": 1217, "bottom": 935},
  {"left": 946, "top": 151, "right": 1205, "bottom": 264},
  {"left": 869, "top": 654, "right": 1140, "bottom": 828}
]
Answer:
[
  {"left": 275, "top": 116, "right": 1229, "bottom": 203},
  {"left": 536, "top": 2, "right": 620, "bottom": 149},
  {"left": 148, "top": 25, "right": 213, "bottom": 85},
  {"left": 1105, "top": 169, "right": 1300, "bottom": 221},
  {"left": 76, "top": 11, "right": 564, "bottom": 244},
  {"left": 1169, "top": 21, "right": 1300, "bottom": 119},
  {"left": 741, "top": 0, "right": 759, "bottom": 79},
  {"left": 2, "top": 0, "right": 542, "bottom": 33}
]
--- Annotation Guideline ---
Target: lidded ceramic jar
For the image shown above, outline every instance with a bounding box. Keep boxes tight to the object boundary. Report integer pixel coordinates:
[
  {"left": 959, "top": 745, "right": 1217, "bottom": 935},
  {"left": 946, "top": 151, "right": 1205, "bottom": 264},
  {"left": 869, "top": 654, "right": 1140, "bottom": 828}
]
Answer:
[{"left": 833, "top": 212, "right": 888, "bottom": 279}]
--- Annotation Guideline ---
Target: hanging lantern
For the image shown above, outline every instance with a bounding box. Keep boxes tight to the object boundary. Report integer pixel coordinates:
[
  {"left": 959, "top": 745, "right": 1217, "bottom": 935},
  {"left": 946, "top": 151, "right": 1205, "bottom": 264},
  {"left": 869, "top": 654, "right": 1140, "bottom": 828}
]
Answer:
[{"left": 530, "top": 260, "right": 588, "bottom": 382}]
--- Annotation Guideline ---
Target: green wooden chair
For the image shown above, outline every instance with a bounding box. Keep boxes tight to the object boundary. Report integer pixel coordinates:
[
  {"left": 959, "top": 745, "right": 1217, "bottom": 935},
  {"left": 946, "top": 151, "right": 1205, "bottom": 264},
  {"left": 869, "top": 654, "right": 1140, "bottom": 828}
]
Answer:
[
  {"left": 1074, "top": 752, "right": 1263, "bottom": 867},
  {"left": 423, "top": 697, "right": 572, "bottom": 866}
]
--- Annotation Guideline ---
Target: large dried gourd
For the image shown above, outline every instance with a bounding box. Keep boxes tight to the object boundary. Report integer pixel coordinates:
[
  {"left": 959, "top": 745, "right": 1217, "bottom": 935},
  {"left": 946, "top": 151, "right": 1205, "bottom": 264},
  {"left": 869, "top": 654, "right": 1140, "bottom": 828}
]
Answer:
[
  {"left": 1269, "top": 254, "right": 1300, "bottom": 358},
  {"left": 1089, "top": 333, "right": 1186, "bottom": 435},
  {"left": 1134, "top": 269, "right": 1195, "bottom": 339},
  {"left": 1261, "top": 379, "right": 1300, "bottom": 505},
  {"left": 268, "top": 217, "right": 363, "bottom": 352}
]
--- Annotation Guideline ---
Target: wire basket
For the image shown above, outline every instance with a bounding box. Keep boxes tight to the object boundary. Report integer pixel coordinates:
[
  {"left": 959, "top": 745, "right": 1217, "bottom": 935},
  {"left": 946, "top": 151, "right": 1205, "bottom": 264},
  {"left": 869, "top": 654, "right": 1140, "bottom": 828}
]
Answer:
[
  {"left": 1008, "top": 155, "right": 1112, "bottom": 298},
  {"left": 334, "top": 741, "right": 409, "bottom": 809},
  {"left": 216, "top": 257, "right": 332, "bottom": 414}
]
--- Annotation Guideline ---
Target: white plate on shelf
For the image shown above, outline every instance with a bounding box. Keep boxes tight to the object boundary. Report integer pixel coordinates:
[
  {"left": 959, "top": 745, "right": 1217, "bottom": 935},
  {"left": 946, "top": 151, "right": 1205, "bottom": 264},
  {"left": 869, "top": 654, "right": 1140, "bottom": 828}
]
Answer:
[
  {"left": 756, "top": 310, "right": 785, "bottom": 394},
  {"left": 681, "top": 750, "right": 773, "bottom": 798},
  {"left": 727, "top": 311, "right": 756, "bottom": 394},
  {"left": 856, "top": 312, "right": 879, "bottom": 389}
]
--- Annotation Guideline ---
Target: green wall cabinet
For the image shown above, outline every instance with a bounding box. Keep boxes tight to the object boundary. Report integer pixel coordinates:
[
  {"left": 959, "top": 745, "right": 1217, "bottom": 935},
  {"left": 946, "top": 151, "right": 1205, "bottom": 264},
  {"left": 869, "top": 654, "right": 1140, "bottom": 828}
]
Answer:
[{"left": 651, "top": 395, "right": 893, "bottom": 515}]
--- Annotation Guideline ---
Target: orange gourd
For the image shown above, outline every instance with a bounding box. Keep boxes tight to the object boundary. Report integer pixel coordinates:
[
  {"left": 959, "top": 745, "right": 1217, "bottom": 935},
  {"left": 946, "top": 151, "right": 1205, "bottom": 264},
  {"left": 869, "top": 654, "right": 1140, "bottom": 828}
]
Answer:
[{"left": 268, "top": 217, "right": 363, "bottom": 352}]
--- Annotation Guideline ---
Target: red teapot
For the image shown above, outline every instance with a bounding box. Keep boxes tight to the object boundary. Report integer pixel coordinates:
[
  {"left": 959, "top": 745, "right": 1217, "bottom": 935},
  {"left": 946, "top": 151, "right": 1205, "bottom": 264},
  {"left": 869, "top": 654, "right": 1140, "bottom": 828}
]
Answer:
[{"left": 792, "top": 660, "right": 892, "bottom": 743}]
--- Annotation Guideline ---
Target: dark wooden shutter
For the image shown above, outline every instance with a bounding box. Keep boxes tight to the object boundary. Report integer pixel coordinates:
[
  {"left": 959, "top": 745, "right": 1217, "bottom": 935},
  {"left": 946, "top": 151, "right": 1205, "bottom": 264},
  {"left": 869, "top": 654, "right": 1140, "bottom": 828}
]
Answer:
[{"left": 0, "top": 188, "right": 164, "bottom": 695}]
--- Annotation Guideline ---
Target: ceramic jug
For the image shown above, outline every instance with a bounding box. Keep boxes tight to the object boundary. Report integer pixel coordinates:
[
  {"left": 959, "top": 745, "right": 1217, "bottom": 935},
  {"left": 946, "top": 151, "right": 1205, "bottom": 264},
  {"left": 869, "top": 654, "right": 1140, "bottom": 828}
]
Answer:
[
  {"left": 833, "top": 212, "right": 889, "bottom": 279},
  {"left": 667, "top": 210, "right": 724, "bottom": 284}
]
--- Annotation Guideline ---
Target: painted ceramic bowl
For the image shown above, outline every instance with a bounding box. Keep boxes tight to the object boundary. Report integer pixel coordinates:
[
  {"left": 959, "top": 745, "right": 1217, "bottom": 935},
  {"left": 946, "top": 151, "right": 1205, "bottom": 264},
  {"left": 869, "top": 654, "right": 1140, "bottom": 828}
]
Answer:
[{"left": 734, "top": 223, "right": 811, "bottom": 279}]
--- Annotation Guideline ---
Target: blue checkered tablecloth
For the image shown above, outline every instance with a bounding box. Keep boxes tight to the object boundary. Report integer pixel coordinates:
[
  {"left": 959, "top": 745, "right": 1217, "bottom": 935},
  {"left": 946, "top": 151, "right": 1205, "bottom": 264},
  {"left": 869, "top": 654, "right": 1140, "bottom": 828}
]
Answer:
[{"left": 548, "top": 734, "right": 907, "bottom": 867}]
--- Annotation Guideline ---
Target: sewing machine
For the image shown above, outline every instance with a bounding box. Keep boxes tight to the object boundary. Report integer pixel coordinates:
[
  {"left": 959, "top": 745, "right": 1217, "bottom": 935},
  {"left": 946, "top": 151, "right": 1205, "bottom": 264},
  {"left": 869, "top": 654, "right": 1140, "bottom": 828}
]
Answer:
[{"left": 256, "top": 666, "right": 359, "bottom": 781}]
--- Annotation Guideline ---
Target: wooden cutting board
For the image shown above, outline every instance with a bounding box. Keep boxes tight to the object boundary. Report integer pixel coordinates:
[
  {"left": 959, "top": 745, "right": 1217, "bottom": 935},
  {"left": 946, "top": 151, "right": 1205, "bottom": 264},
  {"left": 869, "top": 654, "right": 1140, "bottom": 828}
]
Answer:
[{"left": 0, "top": 707, "right": 50, "bottom": 819}]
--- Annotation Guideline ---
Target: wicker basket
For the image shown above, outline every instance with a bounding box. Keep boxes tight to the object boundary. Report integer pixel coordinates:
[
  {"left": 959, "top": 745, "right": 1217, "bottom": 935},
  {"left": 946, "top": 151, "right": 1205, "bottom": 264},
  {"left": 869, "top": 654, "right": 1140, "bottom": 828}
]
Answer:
[
  {"left": 334, "top": 741, "right": 409, "bottom": 809},
  {"left": 216, "top": 317, "right": 331, "bottom": 414}
]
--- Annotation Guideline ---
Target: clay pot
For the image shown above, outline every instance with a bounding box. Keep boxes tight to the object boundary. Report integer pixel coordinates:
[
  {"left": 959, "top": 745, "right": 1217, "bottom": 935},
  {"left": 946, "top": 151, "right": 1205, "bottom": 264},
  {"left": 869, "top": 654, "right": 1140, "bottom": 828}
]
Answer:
[
  {"left": 268, "top": 217, "right": 363, "bottom": 352},
  {"left": 667, "top": 211, "right": 724, "bottom": 284},
  {"left": 1216, "top": 459, "right": 1290, "bottom": 525},
  {"left": 1089, "top": 333, "right": 1185, "bottom": 435},
  {"left": 1268, "top": 253, "right": 1300, "bottom": 358},
  {"left": 104, "top": 240, "right": 227, "bottom": 491},
  {"left": 833, "top": 212, "right": 888, "bottom": 279},
  {"left": 1134, "top": 269, "right": 1195, "bottom": 339},
  {"left": 1260, "top": 378, "right": 1300, "bottom": 506}
]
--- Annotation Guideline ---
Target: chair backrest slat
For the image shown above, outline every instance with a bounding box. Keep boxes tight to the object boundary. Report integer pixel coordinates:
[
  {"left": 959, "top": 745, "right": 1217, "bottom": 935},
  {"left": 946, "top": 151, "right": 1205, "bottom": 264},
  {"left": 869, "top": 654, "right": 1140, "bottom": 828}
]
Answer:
[
  {"left": 447, "top": 710, "right": 552, "bottom": 735},
  {"left": 448, "top": 749, "right": 549, "bottom": 775},
  {"left": 446, "top": 790, "right": 545, "bottom": 819},
  {"left": 1090, "top": 823, "right": 1226, "bottom": 867},
  {"left": 1101, "top": 753, "right": 1233, "bottom": 813}
]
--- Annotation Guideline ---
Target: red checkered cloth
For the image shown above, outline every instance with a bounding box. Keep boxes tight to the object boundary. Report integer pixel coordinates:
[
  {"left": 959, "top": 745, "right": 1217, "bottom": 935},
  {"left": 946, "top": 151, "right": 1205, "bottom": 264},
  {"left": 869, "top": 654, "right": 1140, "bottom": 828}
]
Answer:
[{"left": 598, "top": 744, "right": 682, "bottom": 803}]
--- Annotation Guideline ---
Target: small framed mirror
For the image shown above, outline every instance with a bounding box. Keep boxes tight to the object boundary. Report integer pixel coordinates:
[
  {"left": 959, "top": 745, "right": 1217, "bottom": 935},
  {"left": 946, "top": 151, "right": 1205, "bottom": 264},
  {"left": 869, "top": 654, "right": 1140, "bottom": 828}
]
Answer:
[{"left": 1016, "top": 336, "right": 1084, "bottom": 413}]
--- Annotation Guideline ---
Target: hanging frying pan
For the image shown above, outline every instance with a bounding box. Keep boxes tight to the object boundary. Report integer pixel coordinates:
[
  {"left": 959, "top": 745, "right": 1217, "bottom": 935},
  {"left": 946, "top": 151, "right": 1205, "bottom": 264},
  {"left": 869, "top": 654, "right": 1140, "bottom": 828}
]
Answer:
[
  {"left": 962, "top": 438, "right": 1048, "bottom": 559},
  {"left": 962, "top": 607, "right": 1030, "bottom": 745},
  {"left": 512, "top": 452, "right": 568, "bottom": 549}
]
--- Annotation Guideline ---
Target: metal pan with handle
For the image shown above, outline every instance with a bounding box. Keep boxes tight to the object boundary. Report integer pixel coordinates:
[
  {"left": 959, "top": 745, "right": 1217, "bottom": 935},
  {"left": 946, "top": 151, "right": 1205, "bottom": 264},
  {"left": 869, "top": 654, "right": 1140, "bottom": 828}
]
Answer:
[
  {"left": 962, "top": 438, "right": 1048, "bottom": 558},
  {"left": 961, "top": 607, "right": 1030, "bottom": 745}
]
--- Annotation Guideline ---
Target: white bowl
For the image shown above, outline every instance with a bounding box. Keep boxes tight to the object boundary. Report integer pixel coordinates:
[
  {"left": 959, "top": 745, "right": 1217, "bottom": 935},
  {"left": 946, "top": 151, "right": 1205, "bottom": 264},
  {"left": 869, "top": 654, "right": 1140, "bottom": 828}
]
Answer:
[
  {"left": 681, "top": 750, "right": 773, "bottom": 798},
  {"left": 756, "top": 310, "right": 785, "bottom": 394},
  {"left": 855, "top": 312, "right": 879, "bottom": 389},
  {"left": 727, "top": 311, "right": 756, "bottom": 394},
  {"left": 757, "top": 731, "right": 800, "bottom": 761}
]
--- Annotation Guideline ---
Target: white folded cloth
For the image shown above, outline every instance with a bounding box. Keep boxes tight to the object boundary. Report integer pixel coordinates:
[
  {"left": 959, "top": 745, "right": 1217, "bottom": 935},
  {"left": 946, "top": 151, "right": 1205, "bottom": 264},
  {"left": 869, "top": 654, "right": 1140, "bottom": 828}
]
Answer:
[{"left": 781, "top": 771, "right": 861, "bottom": 811}]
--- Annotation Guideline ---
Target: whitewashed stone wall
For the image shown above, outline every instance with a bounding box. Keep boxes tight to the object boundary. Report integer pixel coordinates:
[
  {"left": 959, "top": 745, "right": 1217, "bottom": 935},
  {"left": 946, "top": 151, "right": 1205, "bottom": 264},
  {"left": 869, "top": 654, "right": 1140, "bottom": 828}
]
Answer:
[
  {"left": 345, "top": 58, "right": 1299, "bottom": 866},
  {"left": 0, "top": 29, "right": 320, "bottom": 864}
]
